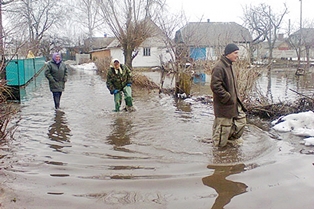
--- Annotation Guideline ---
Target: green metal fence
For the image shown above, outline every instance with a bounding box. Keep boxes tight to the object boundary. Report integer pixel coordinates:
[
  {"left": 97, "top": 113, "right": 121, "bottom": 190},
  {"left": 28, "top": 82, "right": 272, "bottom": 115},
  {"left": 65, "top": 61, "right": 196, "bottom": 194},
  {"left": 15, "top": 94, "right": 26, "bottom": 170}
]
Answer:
[{"left": 6, "top": 57, "right": 46, "bottom": 86}]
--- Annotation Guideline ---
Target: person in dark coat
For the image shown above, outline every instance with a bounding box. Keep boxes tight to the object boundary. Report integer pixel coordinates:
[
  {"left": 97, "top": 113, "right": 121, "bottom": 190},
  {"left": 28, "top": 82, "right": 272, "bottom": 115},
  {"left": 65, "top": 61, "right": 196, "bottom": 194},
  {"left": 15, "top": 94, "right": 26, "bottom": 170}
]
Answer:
[
  {"left": 106, "top": 59, "right": 134, "bottom": 112},
  {"left": 210, "top": 43, "right": 246, "bottom": 148},
  {"left": 45, "top": 52, "right": 68, "bottom": 109}
]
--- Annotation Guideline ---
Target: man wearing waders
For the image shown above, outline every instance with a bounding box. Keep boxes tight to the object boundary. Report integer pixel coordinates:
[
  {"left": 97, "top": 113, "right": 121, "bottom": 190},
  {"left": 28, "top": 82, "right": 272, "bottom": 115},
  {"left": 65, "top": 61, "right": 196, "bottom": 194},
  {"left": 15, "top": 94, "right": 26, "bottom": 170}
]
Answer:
[
  {"left": 106, "top": 59, "right": 134, "bottom": 112},
  {"left": 210, "top": 44, "right": 247, "bottom": 148}
]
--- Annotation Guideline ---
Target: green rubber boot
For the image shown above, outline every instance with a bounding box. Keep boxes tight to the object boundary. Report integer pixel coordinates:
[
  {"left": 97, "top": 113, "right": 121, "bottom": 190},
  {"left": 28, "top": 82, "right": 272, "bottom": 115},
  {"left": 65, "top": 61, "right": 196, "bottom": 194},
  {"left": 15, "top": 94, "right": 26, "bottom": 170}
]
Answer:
[
  {"left": 115, "top": 102, "right": 121, "bottom": 112},
  {"left": 125, "top": 97, "right": 133, "bottom": 107}
]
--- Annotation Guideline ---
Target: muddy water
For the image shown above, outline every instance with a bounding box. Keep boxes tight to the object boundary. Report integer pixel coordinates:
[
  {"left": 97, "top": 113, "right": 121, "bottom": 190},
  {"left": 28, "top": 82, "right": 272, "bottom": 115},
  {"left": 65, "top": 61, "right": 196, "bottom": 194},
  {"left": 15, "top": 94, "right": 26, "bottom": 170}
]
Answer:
[
  {"left": 254, "top": 68, "right": 314, "bottom": 102},
  {"left": 1, "top": 67, "right": 313, "bottom": 208}
]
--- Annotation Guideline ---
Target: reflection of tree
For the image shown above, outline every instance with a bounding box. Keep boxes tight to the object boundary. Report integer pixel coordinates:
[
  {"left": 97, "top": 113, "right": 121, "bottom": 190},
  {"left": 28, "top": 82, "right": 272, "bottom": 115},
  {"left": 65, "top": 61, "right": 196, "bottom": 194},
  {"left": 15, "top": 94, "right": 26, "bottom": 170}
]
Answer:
[
  {"left": 106, "top": 117, "right": 132, "bottom": 150},
  {"left": 174, "top": 98, "right": 192, "bottom": 121},
  {"left": 47, "top": 110, "right": 71, "bottom": 152},
  {"left": 266, "top": 69, "right": 273, "bottom": 103},
  {"left": 202, "top": 164, "right": 247, "bottom": 209}
]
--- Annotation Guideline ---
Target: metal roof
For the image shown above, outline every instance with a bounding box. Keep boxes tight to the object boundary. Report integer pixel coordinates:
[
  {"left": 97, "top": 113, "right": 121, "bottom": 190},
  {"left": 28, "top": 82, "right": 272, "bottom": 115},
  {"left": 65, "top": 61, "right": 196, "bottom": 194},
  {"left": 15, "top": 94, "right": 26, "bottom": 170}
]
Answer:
[{"left": 175, "top": 22, "right": 252, "bottom": 47}]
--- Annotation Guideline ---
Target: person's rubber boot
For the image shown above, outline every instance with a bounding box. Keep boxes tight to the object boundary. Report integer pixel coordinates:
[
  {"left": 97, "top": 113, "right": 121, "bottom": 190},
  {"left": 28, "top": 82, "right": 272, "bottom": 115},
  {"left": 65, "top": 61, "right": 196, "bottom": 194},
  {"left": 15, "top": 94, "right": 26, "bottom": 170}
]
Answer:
[
  {"left": 115, "top": 102, "right": 120, "bottom": 112},
  {"left": 125, "top": 97, "right": 134, "bottom": 112},
  {"left": 125, "top": 97, "right": 133, "bottom": 107}
]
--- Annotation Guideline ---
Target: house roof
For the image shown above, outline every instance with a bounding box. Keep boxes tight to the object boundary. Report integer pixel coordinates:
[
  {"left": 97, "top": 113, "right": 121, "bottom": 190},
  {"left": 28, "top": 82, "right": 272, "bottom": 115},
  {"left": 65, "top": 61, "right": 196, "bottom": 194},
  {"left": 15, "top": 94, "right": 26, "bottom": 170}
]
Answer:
[
  {"left": 175, "top": 22, "right": 252, "bottom": 47},
  {"left": 106, "top": 38, "right": 121, "bottom": 48},
  {"left": 85, "top": 37, "right": 115, "bottom": 50},
  {"left": 106, "top": 18, "right": 169, "bottom": 49},
  {"left": 259, "top": 40, "right": 288, "bottom": 50},
  {"left": 291, "top": 28, "right": 314, "bottom": 45}
]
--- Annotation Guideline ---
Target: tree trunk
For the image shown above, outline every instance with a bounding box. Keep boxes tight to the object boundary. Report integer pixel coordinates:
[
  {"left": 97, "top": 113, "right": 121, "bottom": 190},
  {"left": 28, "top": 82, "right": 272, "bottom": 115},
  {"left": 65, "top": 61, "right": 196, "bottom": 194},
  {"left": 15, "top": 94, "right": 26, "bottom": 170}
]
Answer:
[
  {"left": 306, "top": 47, "right": 310, "bottom": 69},
  {"left": 124, "top": 48, "right": 133, "bottom": 69}
]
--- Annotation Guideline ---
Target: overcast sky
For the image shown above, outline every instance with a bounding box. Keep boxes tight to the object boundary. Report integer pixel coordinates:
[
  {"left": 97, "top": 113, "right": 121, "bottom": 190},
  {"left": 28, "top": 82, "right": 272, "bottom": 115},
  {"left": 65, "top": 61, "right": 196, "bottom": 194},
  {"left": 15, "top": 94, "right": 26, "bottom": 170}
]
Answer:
[{"left": 167, "top": 0, "right": 312, "bottom": 28}]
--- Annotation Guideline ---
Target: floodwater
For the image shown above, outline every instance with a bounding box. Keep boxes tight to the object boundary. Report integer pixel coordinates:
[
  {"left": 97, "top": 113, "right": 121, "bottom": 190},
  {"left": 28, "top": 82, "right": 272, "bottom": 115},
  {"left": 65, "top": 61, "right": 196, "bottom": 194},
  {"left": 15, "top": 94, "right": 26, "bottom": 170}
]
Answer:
[{"left": 0, "top": 66, "right": 313, "bottom": 209}]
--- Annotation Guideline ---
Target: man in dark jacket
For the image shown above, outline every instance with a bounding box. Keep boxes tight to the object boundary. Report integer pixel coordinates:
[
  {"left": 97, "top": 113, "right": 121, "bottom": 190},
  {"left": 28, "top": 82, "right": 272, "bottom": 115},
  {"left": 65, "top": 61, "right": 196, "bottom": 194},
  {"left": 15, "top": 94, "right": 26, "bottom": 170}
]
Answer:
[
  {"left": 45, "top": 52, "right": 68, "bottom": 109},
  {"left": 210, "top": 44, "right": 246, "bottom": 147},
  {"left": 106, "top": 59, "right": 134, "bottom": 112}
]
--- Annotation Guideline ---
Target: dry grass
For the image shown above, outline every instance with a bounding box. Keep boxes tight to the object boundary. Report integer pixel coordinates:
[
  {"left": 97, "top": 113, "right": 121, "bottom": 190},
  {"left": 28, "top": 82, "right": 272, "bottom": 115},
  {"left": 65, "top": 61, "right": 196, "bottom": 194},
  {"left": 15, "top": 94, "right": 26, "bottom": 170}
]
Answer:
[
  {"left": 94, "top": 57, "right": 111, "bottom": 74},
  {"left": 0, "top": 77, "right": 18, "bottom": 140},
  {"left": 233, "top": 60, "right": 264, "bottom": 102},
  {"left": 231, "top": 61, "right": 314, "bottom": 119},
  {"left": 247, "top": 97, "right": 314, "bottom": 119},
  {"left": 132, "top": 72, "right": 159, "bottom": 89},
  {"left": 93, "top": 59, "right": 159, "bottom": 90}
]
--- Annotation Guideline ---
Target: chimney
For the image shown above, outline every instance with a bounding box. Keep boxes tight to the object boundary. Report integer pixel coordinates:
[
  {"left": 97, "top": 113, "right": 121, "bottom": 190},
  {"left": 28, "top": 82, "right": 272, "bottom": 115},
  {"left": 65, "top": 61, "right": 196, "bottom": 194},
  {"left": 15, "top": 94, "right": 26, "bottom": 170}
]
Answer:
[{"left": 278, "top": 33, "right": 284, "bottom": 41}]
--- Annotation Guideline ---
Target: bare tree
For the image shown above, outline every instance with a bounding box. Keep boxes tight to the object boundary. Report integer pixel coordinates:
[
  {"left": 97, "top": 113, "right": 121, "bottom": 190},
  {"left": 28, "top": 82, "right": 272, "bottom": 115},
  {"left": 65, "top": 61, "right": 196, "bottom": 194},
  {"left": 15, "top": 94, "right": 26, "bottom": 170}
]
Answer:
[
  {"left": 291, "top": 28, "right": 314, "bottom": 69},
  {"left": 242, "top": 3, "right": 288, "bottom": 66},
  {"left": 97, "top": 0, "right": 166, "bottom": 68},
  {"left": 287, "top": 18, "right": 314, "bottom": 70},
  {"left": 156, "top": 10, "right": 196, "bottom": 95},
  {"left": 0, "top": 0, "right": 15, "bottom": 75},
  {"left": 4, "top": 0, "right": 69, "bottom": 56},
  {"left": 72, "top": 0, "right": 102, "bottom": 51}
]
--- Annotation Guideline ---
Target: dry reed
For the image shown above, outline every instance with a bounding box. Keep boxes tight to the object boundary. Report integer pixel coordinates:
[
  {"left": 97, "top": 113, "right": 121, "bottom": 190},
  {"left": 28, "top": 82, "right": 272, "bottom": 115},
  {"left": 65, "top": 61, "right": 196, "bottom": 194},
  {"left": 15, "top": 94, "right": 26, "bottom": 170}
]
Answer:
[{"left": 0, "top": 77, "right": 18, "bottom": 140}]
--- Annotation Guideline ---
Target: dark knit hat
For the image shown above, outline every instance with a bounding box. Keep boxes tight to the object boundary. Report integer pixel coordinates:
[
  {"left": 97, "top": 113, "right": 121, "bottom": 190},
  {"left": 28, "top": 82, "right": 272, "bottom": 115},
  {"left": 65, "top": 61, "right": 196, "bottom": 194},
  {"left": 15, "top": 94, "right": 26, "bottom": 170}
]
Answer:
[{"left": 224, "top": 43, "right": 239, "bottom": 55}]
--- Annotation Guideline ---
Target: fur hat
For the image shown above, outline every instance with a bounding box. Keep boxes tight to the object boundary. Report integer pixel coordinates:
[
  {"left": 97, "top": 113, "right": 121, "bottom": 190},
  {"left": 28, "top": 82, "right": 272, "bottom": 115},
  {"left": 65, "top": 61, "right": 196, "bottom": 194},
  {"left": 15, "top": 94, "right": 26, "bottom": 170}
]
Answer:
[{"left": 224, "top": 44, "right": 239, "bottom": 55}]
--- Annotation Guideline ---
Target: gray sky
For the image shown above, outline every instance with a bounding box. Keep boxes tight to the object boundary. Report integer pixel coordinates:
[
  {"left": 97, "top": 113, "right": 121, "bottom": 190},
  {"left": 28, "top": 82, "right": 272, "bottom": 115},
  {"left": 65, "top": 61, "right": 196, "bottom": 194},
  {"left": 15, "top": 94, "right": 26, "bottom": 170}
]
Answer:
[{"left": 167, "top": 0, "right": 312, "bottom": 28}]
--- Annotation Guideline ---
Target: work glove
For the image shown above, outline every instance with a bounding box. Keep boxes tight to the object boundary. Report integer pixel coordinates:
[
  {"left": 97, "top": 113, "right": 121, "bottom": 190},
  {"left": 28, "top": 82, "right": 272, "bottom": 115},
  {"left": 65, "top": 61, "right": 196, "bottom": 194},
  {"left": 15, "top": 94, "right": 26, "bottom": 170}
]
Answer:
[
  {"left": 112, "top": 89, "right": 119, "bottom": 94},
  {"left": 126, "top": 83, "right": 131, "bottom": 87}
]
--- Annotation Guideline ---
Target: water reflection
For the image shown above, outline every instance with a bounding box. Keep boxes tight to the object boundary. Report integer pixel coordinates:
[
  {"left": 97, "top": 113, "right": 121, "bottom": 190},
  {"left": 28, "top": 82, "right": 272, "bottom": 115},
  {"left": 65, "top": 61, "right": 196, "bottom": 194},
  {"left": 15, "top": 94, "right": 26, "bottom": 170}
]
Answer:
[
  {"left": 143, "top": 70, "right": 314, "bottom": 103},
  {"left": 266, "top": 70, "right": 274, "bottom": 102},
  {"left": 106, "top": 117, "right": 132, "bottom": 151},
  {"left": 174, "top": 98, "right": 192, "bottom": 113},
  {"left": 202, "top": 164, "right": 247, "bottom": 209},
  {"left": 47, "top": 110, "right": 71, "bottom": 152}
]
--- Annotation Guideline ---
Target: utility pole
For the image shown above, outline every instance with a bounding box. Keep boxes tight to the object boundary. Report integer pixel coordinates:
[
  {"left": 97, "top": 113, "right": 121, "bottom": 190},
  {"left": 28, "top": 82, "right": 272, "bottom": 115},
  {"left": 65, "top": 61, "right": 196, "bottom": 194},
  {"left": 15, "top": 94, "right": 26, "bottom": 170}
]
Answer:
[{"left": 298, "top": 0, "right": 303, "bottom": 69}]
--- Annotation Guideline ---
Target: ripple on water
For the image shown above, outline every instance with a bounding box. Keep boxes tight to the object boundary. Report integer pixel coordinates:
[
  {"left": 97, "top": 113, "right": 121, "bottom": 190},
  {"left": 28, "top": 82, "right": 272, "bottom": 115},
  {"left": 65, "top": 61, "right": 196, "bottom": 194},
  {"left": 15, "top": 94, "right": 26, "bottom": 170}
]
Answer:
[{"left": 2, "top": 69, "right": 284, "bottom": 208}]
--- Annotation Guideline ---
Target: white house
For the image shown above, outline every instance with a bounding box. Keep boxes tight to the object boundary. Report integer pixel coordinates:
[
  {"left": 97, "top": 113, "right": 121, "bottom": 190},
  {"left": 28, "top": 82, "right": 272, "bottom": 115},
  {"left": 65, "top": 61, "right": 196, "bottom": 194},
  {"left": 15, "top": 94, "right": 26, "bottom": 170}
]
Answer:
[{"left": 93, "top": 19, "right": 173, "bottom": 68}]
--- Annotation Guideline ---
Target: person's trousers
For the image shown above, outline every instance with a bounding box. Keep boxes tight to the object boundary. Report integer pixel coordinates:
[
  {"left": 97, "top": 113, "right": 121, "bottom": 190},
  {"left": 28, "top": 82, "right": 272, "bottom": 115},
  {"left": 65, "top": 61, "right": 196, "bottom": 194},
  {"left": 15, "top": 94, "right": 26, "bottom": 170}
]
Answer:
[
  {"left": 113, "top": 86, "right": 133, "bottom": 111},
  {"left": 212, "top": 104, "right": 246, "bottom": 147},
  {"left": 52, "top": 92, "right": 62, "bottom": 109}
]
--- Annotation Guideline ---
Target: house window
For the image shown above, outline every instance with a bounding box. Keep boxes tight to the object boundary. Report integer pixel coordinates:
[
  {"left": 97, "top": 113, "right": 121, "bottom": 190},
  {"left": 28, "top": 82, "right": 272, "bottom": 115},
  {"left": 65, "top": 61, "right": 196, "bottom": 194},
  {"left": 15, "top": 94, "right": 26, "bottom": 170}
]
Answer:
[{"left": 143, "top": 47, "right": 151, "bottom": 56}]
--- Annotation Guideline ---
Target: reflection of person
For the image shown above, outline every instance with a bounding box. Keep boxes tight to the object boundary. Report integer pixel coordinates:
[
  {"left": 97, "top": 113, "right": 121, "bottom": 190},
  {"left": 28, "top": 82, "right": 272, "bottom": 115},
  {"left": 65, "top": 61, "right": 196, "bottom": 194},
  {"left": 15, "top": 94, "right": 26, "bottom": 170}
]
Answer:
[
  {"left": 210, "top": 44, "right": 247, "bottom": 148},
  {"left": 106, "top": 117, "right": 131, "bottom": 149},
  {"left": 202, "top": 164, "right": 247, "bottom": 209},
  {"left": 106, "top": 59, "right": 134, "bottom": 112},
  {"left": 48, "top": 110, "right": 71, "bottom": 152},
  {"left": 45, "top": 52, "right": 68, "bottom": 109}
]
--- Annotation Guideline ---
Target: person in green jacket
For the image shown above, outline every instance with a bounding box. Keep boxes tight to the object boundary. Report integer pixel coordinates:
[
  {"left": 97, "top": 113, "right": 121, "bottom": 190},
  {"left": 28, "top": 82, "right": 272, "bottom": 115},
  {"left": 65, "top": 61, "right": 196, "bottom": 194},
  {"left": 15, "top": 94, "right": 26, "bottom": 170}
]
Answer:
[
  {"left": 45, "top": 52, "right": 68, "bottom": 109},
  {"left": 106, "top": 59, "right": 134, "bottom": 112}
]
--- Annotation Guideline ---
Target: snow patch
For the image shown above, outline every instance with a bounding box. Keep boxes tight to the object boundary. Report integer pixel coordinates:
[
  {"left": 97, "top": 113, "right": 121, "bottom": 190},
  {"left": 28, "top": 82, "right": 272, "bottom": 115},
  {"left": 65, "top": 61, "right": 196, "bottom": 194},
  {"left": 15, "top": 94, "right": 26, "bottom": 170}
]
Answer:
[
  {"left": 69, "top": 62, "right": 97, "bottom": 72},
  {"left": 272, "top": 111, "right": 314, "bottom": 146}
]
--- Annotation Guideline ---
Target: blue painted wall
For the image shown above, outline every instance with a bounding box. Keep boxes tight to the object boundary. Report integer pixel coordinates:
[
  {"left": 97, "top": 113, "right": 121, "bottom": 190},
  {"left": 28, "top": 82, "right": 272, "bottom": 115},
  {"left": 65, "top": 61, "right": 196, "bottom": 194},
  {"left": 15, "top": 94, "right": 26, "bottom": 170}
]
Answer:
[{"left": 190, "top": 47, "right": 206, "bottom": 60}]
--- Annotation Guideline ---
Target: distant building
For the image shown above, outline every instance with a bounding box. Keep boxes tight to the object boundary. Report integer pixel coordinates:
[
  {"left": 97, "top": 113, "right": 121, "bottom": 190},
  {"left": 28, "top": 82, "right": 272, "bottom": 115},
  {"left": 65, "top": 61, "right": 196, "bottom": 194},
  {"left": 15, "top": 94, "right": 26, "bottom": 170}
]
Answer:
[
  {"left": 89, "top": 19, "right": 173, "bottom": 68},
  {"left": 290, "top": 28, "right": 314, "bottom": 60},
  {"left": 174, "top": 21, "right": 252, "bottom": 61},
  {"left": 87, "top": 37, "right": 115, "bottom": 61}
]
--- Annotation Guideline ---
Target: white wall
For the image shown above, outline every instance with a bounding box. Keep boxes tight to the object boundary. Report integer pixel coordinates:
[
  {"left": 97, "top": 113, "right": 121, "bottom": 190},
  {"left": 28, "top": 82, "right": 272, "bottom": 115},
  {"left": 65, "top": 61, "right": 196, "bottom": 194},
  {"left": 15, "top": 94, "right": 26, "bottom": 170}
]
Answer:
[
  {"left": 109, "top": 47, "right": 173, "bottom": 68},
  {"left": 110, "top": 48, "right": 124, "bottom": 64},
  {"left": 133, "top": 47, "right": 173, "bottom": 68}
]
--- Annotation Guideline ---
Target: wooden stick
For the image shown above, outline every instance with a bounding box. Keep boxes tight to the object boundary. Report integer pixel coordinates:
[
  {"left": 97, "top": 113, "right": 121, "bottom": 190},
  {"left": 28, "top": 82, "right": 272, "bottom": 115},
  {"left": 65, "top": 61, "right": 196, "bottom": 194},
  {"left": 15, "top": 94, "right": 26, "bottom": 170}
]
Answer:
[{"left": 289, "top": 88, "right": 314, "bottom": 101}]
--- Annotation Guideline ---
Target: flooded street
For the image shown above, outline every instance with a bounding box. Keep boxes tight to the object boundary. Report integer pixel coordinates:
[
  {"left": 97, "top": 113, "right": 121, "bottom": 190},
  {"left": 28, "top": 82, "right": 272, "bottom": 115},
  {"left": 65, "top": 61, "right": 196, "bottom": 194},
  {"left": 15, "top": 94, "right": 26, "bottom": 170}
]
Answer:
[{"left": 1, "top": 66, "right": 313, "bottom": 209}]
